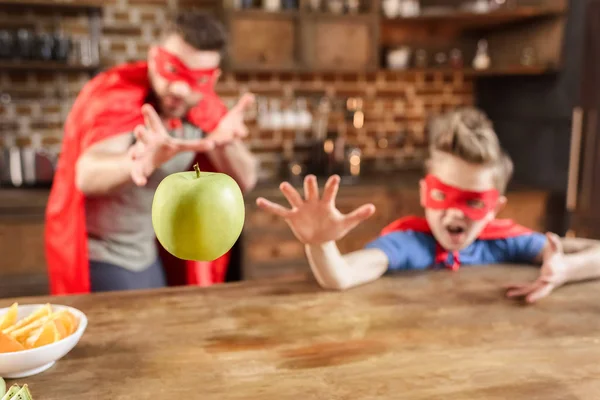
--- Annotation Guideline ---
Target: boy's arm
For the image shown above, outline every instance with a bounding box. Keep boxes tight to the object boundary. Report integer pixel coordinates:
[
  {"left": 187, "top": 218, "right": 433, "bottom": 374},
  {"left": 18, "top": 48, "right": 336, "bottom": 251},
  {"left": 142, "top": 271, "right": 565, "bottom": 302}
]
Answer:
[
  {"left": 558, "top": 237, "right": 600, "bottom": 283},
  {"left": 507, "top": 233, "right": 600, "bottom": 303},
  {"left": 256, "top": 174, "right": 381, "bottom": 290},
  {"left": 305, "top": 242, "right": 388, "bottom": 290}
]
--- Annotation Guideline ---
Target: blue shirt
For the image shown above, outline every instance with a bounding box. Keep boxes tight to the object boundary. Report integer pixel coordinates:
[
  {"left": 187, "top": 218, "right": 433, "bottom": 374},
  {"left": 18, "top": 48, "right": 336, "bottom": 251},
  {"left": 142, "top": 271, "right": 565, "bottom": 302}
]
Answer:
[{"left": 364, "top": 230, "right": 547, "bottom": 272}]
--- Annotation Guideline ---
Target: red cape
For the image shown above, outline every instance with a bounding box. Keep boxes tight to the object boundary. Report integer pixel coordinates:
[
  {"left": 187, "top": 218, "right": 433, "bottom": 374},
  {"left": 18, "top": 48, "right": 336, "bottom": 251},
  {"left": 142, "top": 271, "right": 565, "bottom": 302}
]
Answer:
[
  {"left": 45, "top": 61, "right": 231, "bottom": 295},
  {"left": 381, "top": 216, "right": 533, "bottom": 238},
  {"left": 380, "top": 216, "right": 534, "bottom": 271}
]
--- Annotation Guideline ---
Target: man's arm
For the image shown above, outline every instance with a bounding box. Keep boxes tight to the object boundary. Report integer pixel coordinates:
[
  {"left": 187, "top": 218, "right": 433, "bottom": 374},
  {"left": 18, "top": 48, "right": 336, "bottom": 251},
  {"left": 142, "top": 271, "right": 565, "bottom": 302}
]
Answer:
[
  {"left": 306, "top": 242, "right": 389, "bottom": 290},
  {"left": 205, "top": 140, "right": 258, "bottom": 193},
  {"left": 75, "top": 133, "right": 134, "bottom": 196}
]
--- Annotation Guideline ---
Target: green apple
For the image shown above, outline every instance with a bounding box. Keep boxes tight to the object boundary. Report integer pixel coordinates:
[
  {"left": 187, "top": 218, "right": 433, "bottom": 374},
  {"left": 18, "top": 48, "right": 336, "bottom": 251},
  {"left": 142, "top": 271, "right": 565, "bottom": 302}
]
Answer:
[{"left": 152, "top": 163, "right": 245, "bottom": 261}]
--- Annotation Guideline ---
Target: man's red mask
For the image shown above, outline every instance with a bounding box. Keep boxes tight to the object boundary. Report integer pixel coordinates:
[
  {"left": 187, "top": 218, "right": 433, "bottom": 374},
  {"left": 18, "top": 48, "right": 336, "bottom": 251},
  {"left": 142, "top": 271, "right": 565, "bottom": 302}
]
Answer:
[
  {"left": 423, "top": 174, "right": 499, "bottom": 220},
  {"left": 153, "top": 47, "right": 218, "bottom": 93}
]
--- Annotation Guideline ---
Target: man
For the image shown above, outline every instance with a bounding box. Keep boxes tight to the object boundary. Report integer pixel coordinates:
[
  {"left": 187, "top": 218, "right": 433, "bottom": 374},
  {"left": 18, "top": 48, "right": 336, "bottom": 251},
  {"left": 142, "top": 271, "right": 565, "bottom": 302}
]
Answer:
[{"left": 45, "top": 12, "right": 258, "bottom": 295}]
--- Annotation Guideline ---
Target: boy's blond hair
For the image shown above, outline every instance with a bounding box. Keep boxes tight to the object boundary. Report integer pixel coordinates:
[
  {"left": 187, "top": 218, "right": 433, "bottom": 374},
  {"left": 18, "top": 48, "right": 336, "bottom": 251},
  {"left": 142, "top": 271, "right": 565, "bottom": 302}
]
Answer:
[{"left": 425, "top": 107, "right": 513, "bottom": 194}]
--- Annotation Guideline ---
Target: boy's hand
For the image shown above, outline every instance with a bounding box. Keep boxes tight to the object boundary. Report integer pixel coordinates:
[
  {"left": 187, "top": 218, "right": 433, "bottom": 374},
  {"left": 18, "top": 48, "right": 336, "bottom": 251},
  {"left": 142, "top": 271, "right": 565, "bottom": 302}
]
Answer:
[
  {"left": 505, "top": 232, "right": 569, "bottom": 303},
  {"left": 256, "top": 174, "right": 376, "bottom": 245}
]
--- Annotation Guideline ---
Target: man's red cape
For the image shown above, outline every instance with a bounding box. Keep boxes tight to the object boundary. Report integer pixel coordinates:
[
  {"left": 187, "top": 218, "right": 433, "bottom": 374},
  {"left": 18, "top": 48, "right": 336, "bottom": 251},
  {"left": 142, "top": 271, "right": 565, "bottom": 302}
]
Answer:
[
  {"left": 381, "top": 216, "right": 533, "bottom": 238},
  {"left": 45, "top": 61, "right": 232, "bottom": 295}
]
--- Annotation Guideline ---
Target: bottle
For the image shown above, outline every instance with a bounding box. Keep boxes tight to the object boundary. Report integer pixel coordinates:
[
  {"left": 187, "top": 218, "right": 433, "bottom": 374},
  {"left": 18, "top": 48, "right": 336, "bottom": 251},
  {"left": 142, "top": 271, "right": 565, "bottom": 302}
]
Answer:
[{"left": 473, "top": 39, "right": 491, "bottom": 70}]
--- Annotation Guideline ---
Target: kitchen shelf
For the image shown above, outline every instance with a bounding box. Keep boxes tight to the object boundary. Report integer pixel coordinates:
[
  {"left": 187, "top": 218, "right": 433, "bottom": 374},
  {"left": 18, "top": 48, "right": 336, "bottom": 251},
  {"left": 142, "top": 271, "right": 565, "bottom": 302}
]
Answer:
[
  {"left": 0, "top": 60, "right": 100, "bottom": 72},
  {"left": 383, "top": 65, "right": 559, "bottom": 76},
  {"left": 382, "top": 6, "right": 567, "bottom": 30},
  {"left": 223, "top": 8, "right": 300, "bottom": 19},
  {"left": 0, "top": 0, "right": 102, "bottom": 11}
]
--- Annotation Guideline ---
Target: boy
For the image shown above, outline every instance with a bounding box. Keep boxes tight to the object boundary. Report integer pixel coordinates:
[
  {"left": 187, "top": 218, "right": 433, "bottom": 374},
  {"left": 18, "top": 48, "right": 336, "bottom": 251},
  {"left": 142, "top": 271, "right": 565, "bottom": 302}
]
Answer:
[{"left": 256, "top": 108, "right": 600, "bottom": 303}]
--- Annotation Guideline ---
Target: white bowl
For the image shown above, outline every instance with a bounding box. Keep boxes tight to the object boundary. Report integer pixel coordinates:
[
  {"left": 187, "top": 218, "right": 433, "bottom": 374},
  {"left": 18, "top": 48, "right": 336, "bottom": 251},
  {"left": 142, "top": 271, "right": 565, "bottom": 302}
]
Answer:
[{"left": 0, "top": 304, "right": 88, "bottom": 378}]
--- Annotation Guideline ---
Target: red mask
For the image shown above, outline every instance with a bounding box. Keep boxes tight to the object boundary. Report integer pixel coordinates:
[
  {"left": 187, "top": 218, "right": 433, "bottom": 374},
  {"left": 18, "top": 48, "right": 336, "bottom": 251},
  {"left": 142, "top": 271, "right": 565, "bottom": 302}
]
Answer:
[
  {"left": 423, "top": 174, "right": 499, "bottom": 220},
  {"left": 153, "top": 47, "right": 218, "bottom": 93}
]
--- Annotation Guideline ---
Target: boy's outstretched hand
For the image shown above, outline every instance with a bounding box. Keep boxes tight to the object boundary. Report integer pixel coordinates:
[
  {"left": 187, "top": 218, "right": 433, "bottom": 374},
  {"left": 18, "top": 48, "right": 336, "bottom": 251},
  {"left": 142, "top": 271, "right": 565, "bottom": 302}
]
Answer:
[
  {"left": 256, "top": 174, "right": 376, "bottom": 245},
  {"left": 505, "top": 232, "right": 569, "bottom": 303}
]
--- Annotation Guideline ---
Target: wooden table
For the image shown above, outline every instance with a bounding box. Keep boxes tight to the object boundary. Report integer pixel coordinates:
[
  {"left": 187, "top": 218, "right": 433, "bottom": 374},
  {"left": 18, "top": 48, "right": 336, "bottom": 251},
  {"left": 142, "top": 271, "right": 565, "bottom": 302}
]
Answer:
[{"left": 3, "top": 266, "right": 600, "bottom": 399}]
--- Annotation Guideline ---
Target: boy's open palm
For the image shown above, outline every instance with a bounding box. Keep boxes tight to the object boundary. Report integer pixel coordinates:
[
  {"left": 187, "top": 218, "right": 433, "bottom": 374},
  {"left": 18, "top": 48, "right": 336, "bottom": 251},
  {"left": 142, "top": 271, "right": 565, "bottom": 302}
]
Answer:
[
  {"left": 505, "top": 232, "right": 568, "bottom": 303},
  {"left": 256, "top": 175, "right": 376, "bottom": 245}
]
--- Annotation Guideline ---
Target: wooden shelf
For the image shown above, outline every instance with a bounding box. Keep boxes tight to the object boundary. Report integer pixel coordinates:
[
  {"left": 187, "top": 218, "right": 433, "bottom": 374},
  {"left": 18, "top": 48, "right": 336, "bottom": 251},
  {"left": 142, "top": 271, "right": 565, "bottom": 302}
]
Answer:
[
  {"left": 382, "top": 6, "right": 567, "bottom": 30},
  {"left": 0, "top": 0, "right": 102, "bottom": 11},
  {"left": 383, "top": 65, "right": 558, "bottom": 77},
  {"left": 0, "top": 60, "right": 100, "bottom": 72},
  {"left": 223, "top": 8, "right": 300, "bottom": 19}
]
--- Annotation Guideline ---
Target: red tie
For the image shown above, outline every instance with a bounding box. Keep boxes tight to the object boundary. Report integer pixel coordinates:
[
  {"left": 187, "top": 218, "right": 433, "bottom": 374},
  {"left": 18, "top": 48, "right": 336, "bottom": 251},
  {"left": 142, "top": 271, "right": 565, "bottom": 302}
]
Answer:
[{"left": 435, "top": 243, "right": 460, "bottom": 271}]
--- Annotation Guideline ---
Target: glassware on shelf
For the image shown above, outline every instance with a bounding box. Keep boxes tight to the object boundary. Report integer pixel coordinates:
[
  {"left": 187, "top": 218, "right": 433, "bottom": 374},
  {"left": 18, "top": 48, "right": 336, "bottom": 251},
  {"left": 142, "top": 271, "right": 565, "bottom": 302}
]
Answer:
[
  {"left": 346, "top": 0, "right": 360, "bottom": 14},
  {"left": 327, "top": 0, "right": 344, "bottom": 14},
  {"left": 414, "top": 49, "right": 428, "bottom": 68},
  {"left": 472, "top": 39, "right": 491, "bottom": 70},
  {"left": 520, "top": 47, "right": 536, "bottom": 66},
  {"left": 269, "top": 98, "right": 283, "bottom": 130},
  {"left": 296, "top": 98, "right": 313, "bottom": 131},
  {"left": 449, "top": 48, "right": 464, "bottom": 68},
  {"left": 308, "top": 0, "right": 322, "bottom": 11},
  {"left": 263, "top": 0, "right": 281, "bottom": 12},
  {"left": 382, "top": 0, "right": 400, "bottom": 18},
  {"left": 399, "top": 0, "right": 420, "bottom": 17}
]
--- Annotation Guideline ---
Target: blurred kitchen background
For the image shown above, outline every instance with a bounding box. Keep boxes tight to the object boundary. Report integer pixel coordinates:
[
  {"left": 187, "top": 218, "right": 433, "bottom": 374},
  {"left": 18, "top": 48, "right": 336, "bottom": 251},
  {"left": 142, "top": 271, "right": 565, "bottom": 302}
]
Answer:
[{"left": 1, "top": 0, "right": 598, "bottom": 297}]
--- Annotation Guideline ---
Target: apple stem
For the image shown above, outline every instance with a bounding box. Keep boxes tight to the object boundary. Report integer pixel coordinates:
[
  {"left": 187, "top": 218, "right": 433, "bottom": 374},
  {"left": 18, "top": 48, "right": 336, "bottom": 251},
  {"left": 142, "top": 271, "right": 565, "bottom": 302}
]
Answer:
[{"left": 194, "top": 163, "right": 201, "bottom": 178}]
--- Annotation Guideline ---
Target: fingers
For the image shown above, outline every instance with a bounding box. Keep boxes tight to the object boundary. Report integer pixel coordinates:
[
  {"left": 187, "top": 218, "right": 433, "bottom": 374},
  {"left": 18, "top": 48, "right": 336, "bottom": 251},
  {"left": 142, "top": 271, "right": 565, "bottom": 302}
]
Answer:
[
  {"left": 232, "top": 93, "right": 255, "bottom": 113},
  {"left": 525, "top": 282, "right": 555, "bottom": 303},
  {"left": 505, "top": 282, "right": 538, "bottom": 298},
  {"left": 546, "top": 232, "right": 563, "bottom": 254},
  {"left": 175, "top": 138, "right": 216, "bottom": 153},
  {"left": 142, "top": 103, "right": 166, "bottom": 135},
  {"left": 133, "top": 124, "right": 151, "bottom": 144},
  {"left": 322, "top": 175, "right": 341, "bottom": 204},
  {"left": 343, "top": 203, "right": 376, "bottom": 229},
  {"left": 130, "top": 160, "right": 148, "bottom": 187},
  {"left": 279, "top": 182, "right": 304, "bottom": 209},
  {"left": 303, "top": 175, "right": 319, "bottom": 202},
  {"left": 256, "top": 197, "right": 292, "bottom": 218}
]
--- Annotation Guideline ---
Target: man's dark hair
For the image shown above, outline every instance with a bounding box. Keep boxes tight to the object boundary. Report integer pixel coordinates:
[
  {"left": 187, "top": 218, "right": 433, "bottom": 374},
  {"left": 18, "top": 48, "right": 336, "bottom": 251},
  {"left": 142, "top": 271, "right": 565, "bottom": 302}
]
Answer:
[{"left": 162, "top": 11, "right": 228, "bottom": 53}]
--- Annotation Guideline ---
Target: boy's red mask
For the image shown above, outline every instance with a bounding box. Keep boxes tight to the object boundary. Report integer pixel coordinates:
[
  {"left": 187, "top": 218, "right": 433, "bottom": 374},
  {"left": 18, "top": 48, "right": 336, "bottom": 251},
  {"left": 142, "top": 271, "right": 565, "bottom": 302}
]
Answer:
[
  {"left": 153, "top": 47, "right": 218, "bottom": 93},
  {"left": 424, "top": 174, "right": 499, "bottom": 220}
]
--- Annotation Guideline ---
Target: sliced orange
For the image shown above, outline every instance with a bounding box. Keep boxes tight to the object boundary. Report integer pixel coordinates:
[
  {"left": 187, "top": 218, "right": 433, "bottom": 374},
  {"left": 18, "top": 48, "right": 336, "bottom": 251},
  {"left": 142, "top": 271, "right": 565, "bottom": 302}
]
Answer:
[
  {"left": 10, "top": 315, "right": 51, "bottom": 344},
  {"left": 2, "top": 303, "right": 52, "bottom": 335},
  {"left": 53, "top": 309, "right": 78, "bottom": 335},
  {"left": 0, "top": 332, "right": 25, "bottom": 353},
  {"left": 0, "top": 303, "right": 18, "bottom": 330},
  {"left": 25, "top": 321, "right": 60, "bottom": 349},
  {"left": 53, "top": 318, "right": 68, "bottom": 340}
]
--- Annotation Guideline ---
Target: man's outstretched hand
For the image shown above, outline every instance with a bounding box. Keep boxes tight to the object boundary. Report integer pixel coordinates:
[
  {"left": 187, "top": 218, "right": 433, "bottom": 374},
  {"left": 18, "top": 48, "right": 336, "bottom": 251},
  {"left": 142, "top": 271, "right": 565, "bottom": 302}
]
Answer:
[{"left": 129, "top": 104, "right": 216, "bottom": 186}]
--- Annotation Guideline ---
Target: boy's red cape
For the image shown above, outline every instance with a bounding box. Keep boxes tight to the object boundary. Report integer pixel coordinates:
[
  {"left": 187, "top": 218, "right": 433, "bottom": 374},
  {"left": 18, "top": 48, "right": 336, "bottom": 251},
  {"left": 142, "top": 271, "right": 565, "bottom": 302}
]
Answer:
[
  {"left": 380, "top": 216, "right": 534, "bottom": 270},
  {"left": 45, "top": 61, "right": 232, "bottom": 295}
]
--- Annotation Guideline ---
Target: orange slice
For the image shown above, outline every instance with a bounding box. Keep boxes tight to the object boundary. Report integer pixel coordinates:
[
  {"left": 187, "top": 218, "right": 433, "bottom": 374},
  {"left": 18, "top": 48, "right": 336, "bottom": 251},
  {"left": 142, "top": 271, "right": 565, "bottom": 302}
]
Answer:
[
  {"left": 53, "top": 309, "right": 78, "bottom": 336},
  {"left": 0, "top": 332, "right": 25, "bottom": 353},
  {"left": 10, "top": 315, "right": 52, "bottom": 344},
  {"left": 25, "top": 320, "right": 60, "bottom": 349},
  {"left": 2, "top": 303, "right": 52, "bottom": 335},
  {"left": 0, "top": 303, "right": 18, "bottom": 330}
]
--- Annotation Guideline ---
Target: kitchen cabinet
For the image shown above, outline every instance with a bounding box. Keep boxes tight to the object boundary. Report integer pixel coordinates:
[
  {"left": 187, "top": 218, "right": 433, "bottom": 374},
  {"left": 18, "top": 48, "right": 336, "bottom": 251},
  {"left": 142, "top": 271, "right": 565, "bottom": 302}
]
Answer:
[
  {"left": 565, "top": 0, "right": 600, "bottom": 238},
  {"left": 302, "top": 15, "right": 378, "bottom": 71},
  {"left": 242, "top": 183, "right": 553, "bottom": 281},
  {"left": 225, "top": 12, "right": 300, "bottom": 71},
  {"left": 217, "top": 4, "right": 380, "bottom": 73}
]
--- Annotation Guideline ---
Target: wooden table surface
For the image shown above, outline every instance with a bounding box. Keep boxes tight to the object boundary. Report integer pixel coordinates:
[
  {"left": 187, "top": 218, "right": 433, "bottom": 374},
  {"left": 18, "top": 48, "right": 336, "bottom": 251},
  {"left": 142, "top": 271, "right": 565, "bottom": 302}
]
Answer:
[{"left": 3, "top": 266, "right": 600, "bottom": 400}]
